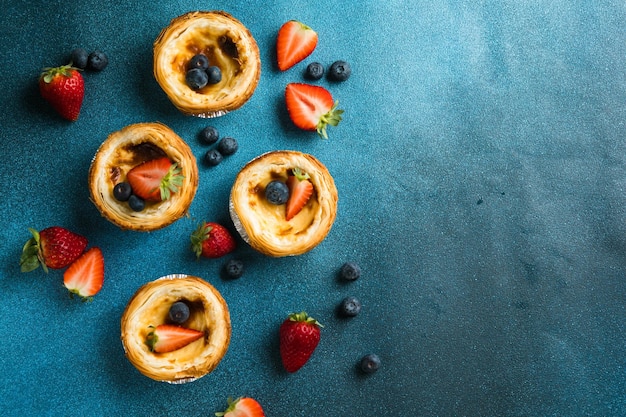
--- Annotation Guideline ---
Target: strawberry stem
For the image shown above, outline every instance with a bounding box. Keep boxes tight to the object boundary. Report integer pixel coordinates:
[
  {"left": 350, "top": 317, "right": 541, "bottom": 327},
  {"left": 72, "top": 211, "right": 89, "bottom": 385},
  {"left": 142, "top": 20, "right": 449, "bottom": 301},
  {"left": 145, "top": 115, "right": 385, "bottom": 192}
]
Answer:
[{"left": 316, "top": 100, "right": 344, "bottom": 139}]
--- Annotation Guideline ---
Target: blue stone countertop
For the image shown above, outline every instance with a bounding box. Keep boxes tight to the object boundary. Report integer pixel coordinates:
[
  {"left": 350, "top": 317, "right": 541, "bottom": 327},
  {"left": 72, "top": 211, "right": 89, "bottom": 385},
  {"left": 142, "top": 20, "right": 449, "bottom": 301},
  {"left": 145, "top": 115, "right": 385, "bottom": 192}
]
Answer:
[{"left": 1, "top": 1, "right": 625, "bottom": 416}]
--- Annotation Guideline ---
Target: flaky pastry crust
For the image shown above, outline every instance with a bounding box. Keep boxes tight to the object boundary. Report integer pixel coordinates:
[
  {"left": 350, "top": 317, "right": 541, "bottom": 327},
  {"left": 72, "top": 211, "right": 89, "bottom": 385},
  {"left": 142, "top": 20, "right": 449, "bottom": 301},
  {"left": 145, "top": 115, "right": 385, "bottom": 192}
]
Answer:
[
  {"left": 229, "top": 151, "right": 338, "bottom": 257},
  {"left": 88, "top": 122, "right": 198, "bottom": 231},
  {"left": 120, "top": 275, "right": 231, "bottom": 383},
  {"left": 153, "top": 11, "right": 261, "bottom": 117}
]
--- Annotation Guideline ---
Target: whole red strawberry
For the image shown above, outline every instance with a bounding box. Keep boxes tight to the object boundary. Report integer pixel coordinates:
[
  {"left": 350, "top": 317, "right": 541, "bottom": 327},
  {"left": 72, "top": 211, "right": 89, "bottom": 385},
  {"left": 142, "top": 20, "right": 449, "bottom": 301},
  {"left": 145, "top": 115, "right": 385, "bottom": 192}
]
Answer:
[
  {"left": 190, "top": 222, "right": 236, "bottom": 259},
  {"left": 279, "top": 311, "right": 323, "bottom": 373},
  {"left": 20, "top": 227, "right": 88, "bottom": 272},
  {"left": 39, "top": 64, "right": 85, "bottom": 121}
]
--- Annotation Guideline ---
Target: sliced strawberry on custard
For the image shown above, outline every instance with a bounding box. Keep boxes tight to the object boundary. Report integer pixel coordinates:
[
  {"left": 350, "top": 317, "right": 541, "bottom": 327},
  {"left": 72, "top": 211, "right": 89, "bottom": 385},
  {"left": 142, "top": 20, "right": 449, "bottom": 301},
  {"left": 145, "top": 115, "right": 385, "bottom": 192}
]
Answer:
[
  {"left": 276, "top": 20, "right": 318, "bottom": 71},
  {"left": 285, "top": 83, "right": 343, "bottom": 139},
  {"left": 126, "top": 157, "right": 183, "bottom": 202},
  {"left": 146, "top": 324, "right": 204, "bottom": 353},
  {"left": 285, "top": 167, "right": 314, "bottom": 221}
]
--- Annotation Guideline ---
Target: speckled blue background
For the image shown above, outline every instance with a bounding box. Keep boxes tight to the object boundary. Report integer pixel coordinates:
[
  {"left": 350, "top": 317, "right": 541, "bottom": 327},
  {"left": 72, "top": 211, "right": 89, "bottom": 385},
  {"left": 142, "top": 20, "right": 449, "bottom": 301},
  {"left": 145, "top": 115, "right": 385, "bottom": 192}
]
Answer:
[{"left": 1, "top": 1, "right": 625, "bottom": 416}]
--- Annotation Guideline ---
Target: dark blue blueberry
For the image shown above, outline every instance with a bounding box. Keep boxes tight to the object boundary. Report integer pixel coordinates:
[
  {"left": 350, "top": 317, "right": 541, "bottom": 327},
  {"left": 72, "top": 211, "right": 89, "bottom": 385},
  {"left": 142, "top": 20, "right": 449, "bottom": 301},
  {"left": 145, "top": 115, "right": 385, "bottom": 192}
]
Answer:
[
  {"left": 113, "top": 182, "right": 132, "bottom": 202},
  {"left": 168, "top": 301, "right": 190, "bottom": 324},
  {"left": 339, "top": 296, "right": 362, "bottom": 317},
  {"left": 265, "top": 180, "right": 289, "bottom": 205},
  {"left": 186, "top": 68, "right": 208, "bottom": 90},
  {"left": 328, "top": 60, "right": 351, "bottom": 81},
  {"left": 305, "top": 62, "right": 324, "bottom": 80},
  {"left": 70, "top": 48, "right": 89, "bottom": 69},
  {"left": 224, "top": 259, "right": 245, "bottom": 279},
  {"left": 206, "top": 66, "right": 222, "bottom": 84},
  {"left": 204, "top": 149, "right": 223, "bottom": 166},
  {"left": 199, "top": 126, "right": 219, "bottom": 145},
  {"left": 359, "top": 354, "right": 381, "bottom": 374},
  {"left": 340, "top": 262, "right": 361, "bottom": 281},
  {"left": 217, "top": 136, "right": 238, "bottom": 156},
  {"left": 128, "top": 194, "right": 145, "bottom": 212},
  {"left": 87, "top": 50, "right": 108, "bottom": 71},
  {"left": 188, "top": 54, "right": 209, "bottom": 71}
]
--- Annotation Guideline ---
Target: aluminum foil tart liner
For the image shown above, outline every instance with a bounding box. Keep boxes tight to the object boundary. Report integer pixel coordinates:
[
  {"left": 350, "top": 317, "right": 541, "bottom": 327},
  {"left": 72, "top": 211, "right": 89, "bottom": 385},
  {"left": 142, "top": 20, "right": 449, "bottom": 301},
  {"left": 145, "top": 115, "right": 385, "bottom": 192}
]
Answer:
[
  {"left": 120, "top": 274, "right": 231, "bottom": 384},
  {"left": 229, "top": 151, "right": 338, "bottom": 257}
]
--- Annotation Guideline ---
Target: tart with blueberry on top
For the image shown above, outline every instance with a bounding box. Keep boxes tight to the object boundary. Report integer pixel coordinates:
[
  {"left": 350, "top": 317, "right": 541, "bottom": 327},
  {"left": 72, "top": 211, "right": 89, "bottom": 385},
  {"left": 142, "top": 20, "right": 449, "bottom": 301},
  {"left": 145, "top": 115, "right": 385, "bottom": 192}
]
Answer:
[
  {"left": 153, "top": 11, "right": 261, "bottom": 117},
  {"left": 120, "top": 274, "right": 231, "bottom": 383},
  {"left": 88, "top": 122, "right": 198, "bottom": 231},
  {"left": 229, "top": 150, "right": 338, "bottom": 257}
]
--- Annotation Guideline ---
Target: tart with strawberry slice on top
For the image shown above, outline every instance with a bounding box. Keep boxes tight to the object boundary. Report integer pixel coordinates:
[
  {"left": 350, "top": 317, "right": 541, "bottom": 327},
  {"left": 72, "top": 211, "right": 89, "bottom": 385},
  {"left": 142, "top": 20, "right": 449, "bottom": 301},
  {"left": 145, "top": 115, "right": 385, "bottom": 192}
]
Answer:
[
  {"left": 229, "top": 151, "right": 338, "bottom": 257},
  {"left": 120, "top": 274, "right": 230, "bottom": 383},
  {"left": 88, "top": 122, "right": 198, "bottom": 231}
]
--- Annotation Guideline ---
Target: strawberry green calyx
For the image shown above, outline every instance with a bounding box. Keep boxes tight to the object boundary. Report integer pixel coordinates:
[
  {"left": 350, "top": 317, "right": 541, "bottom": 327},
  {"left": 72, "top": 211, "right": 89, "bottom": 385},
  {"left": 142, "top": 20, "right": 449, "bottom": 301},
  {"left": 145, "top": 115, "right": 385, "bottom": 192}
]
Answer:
[
  {"left": 145, "top": 325, "right": 158, "bottom": 352},
  {"left": 215, "top": 397, "right": 241, "bottom": 417},
  {"left": 40, "top": 64, "right": 80, "bottom": 84},
  {"left": 159, "top": 163, "right": 184, "bottom": 201},
  {"left": 190, "top": 222, "right": 211, "bottom": 259},
  {"left": 292, "top": 167, "right": 310, "bottom": 181},
  {"left": 20, "top": 228, "right": 46, "bottom": 273},
  {"left": 288, "top": 311, "right": 323, "bottom": 328},
  {"left": 317, "top": 100, "right": 343, "bottom": 139}
]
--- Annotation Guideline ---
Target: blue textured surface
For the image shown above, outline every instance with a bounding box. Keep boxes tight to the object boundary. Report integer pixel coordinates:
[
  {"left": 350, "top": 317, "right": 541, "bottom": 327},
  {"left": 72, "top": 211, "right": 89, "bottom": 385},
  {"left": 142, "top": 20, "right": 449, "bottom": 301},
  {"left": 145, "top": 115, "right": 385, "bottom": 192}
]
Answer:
[{"left": 1, "top": 1, "right": 626, "bottom": 416}]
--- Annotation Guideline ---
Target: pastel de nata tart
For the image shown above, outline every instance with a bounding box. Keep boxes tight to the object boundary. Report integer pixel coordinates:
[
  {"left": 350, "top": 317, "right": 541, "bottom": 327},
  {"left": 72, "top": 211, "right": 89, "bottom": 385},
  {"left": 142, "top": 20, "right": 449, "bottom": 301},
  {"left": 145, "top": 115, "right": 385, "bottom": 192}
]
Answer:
[
  {"left": 88, "top": 122, "right": 198, "bottom": 231},
  {"left": 229, "top": 151, "right": 338, "bottom": 257},
  {"left": 120, "top": 275, "right": 231, "bottom": 383},
  {"left": 154, "top": 11, "right": 261, "bottom": 117}
]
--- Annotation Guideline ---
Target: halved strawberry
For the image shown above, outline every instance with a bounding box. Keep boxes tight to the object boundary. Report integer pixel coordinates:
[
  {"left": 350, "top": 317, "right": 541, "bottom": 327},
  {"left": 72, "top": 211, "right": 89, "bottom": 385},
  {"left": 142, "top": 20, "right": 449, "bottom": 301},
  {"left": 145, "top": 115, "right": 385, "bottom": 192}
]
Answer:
[
  {"left": 63, "top": 247, "right": 104, "bottom": 301},
  {"left": 285, "top": 167, "right": 314, "bottom": 221},
  {"left": 146, "top": 324, "right": 204, "bottom": 353},
  {"left": 276, "top": 20, "right": 318, "bottom": 71},
  {"left": 126, "top": 157, "right": 183, "bottom": 202},
  {"left": 285, "top": 83, "right": 343, "bottom": 139},
  {"left": 215, "top": 397, "right": 265, "bottom": 417}
]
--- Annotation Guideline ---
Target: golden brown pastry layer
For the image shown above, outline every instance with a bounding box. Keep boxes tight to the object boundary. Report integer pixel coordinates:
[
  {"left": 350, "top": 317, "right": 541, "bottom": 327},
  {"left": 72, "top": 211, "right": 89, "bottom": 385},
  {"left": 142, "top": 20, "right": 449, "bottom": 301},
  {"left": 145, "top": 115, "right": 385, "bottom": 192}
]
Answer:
[
  {"left": 120, "top": 275, "right": 231, "bottom": 383},
  {"left": 88, "top": 122, "right": 198, "bottom": 231},
  {"left": 154, "top": 11, "right": 261, "bottom": 117},
  {"left": 230, "top": 151, "right": 338, "bottom": 257}
]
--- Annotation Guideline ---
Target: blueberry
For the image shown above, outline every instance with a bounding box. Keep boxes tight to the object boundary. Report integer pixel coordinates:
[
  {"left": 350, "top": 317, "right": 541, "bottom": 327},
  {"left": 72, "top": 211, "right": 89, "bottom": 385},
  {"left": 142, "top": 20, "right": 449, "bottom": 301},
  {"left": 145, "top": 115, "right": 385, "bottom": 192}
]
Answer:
[
  {"left": 70, "top": 48, "right": 89, "bottom": 69},
  {"left": 339, "top": 296, "right": 362, "bottom": 317},
  {"left": 206, "top": 66, "right": 222, "bottom": 84},
  {"left": 359, "top": 353, "right": 381, "bottom": 374},
  {"left": 340, "top": 262, "right": 361, "bottom": 281},
  {"left": 217, "top": 136, "right": 238, "bottom": 156},
  {"left": 87, "top": 50, "right": 108, "bottom": 71},
  {"left": 186, "top": 68, "right": 208, "bottom": 90},
  {"left": 113, "top": 182, "right": 132, "bottom": 202},
  {"left": 168, "top": 301, "right": 190, "bottom": 324},
  {"left": 265, "top": 180, "right": 289, "bottom": 205},
  {"left": 188, "top": 54, "right": 209, "bottom": 71},
  {"left": 305, "top": 62, "right": 324, "bottom": 80},
  {"left": 204, "top": 149, "right": 223, "bottom": 166},
  {"left": 328, "top": 60, "right": 351, "bottom": 81},
  {"left": 199, "top": 126, "right": 219, "bottom": 145},
  {"left": 128, "top": 194, "right": 145, "bottom": 211},
  {"left": 224, "top": 259, "right": 245, "bottom": 279}
]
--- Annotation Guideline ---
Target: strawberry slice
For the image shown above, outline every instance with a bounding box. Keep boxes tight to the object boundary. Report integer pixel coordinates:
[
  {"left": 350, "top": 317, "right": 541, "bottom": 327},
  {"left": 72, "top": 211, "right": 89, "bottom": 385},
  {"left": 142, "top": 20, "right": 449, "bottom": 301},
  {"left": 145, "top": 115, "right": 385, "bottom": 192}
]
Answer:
[
  {"left": 285, "top": 167, "right": 314, "bottom": 221},
  {"left": 215, "top": 397, "right": 265, "bottom": 417},
  {"left": 63, "top": 247, "right": 104, "bottom": 301},
  {"left": 126, "top": 157, "right": 183, "bottom": 202},
  {"left": 146, "top": 324, "right": 204, "bottom": 353},
  {"left": 276, "top": 20, "right": 318, "bottom": 71},
  {"left": 285, "top": 83, "right": 343, "bottom": 139}
]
